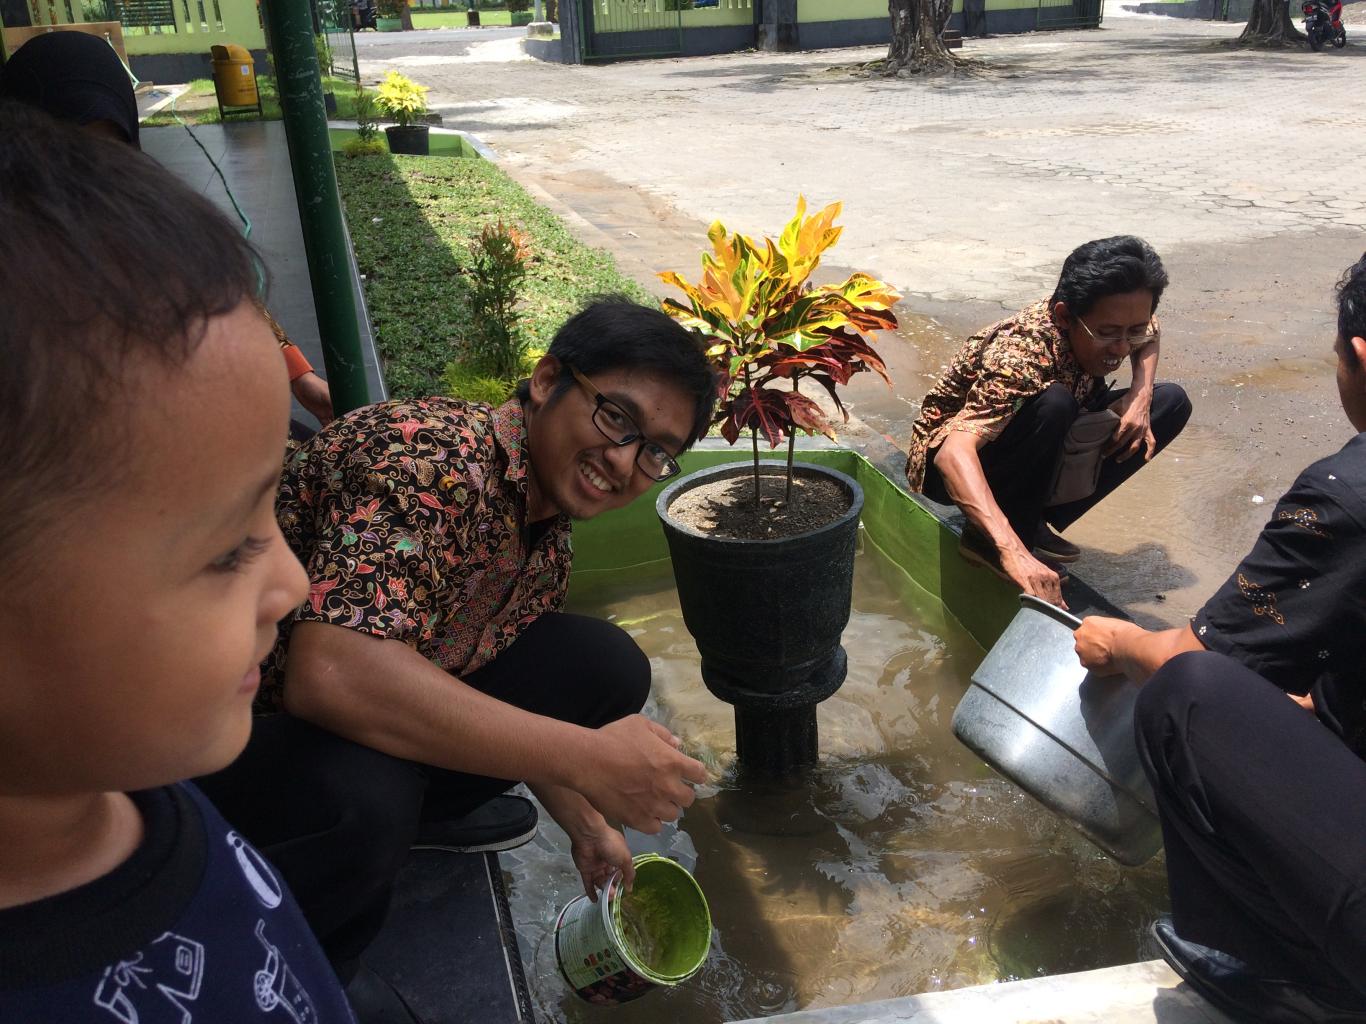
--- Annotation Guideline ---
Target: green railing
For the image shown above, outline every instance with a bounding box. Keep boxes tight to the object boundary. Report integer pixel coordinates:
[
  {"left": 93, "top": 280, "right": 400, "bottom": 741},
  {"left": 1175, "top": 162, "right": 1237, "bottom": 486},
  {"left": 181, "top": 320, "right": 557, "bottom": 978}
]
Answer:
[
  {"left": 577, "top": 0, "right": 684, "bottom": 60},
  {"left": 1035, "top": 0, "right": 1103, "bottom": 29},
  {"left": 320, "top": 0, "right": 358, "bottom": 81}
]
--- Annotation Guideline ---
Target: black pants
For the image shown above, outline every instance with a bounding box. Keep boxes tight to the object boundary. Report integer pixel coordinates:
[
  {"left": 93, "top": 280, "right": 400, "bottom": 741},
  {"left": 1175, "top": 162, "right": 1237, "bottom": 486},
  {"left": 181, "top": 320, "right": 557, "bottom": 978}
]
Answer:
[
  {"left": 923, "top": 382, "right": 1192, "bottom": 546},
  {"left": 197, "top": 612, "right": 650, "bottom": 978},
  {"left": 1135, "top": 651, "right": 1366, "bottom": 997}
]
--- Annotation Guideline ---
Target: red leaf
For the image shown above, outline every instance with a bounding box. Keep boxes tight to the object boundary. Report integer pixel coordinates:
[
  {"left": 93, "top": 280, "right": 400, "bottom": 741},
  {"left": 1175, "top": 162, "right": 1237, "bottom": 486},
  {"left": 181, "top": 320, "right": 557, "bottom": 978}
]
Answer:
[
  {"left": 784, "top": 392, "right": 835, "bottom": 440},
  {"left": 732, "top": 386, "right": 788, "bottom": 449}
]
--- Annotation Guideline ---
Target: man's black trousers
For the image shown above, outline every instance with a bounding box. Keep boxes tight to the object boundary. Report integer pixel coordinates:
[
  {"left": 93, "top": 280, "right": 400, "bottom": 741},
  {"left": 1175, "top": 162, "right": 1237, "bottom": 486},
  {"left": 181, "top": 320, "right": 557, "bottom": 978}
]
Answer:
[
  {"left": 1136, "top": 651, "right": 1366, "bottom": 998},
  {"left": 196, "top": 612, "right": 651, "bottom": 979},
  {"left": 922, "top": 381, "right": 1192, "bottom": 545}
]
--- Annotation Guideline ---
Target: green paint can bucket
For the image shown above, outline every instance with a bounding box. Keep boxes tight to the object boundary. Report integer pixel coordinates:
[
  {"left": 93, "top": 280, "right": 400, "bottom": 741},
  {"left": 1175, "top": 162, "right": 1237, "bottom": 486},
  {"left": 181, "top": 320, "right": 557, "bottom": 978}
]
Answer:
[{"left": 554, "top": 853, "right": 712, "bottom": 1006}]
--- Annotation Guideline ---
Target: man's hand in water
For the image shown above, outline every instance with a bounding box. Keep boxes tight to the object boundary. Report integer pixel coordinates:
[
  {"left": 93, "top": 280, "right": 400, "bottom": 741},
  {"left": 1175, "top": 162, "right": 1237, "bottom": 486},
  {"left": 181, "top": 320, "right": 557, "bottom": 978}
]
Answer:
[
  {"left": 531, "top": 783, "right": 637, "bottom": 901},
  {"left": 999, "top": 542, "right": 1067, "bottom": 609},
  {"left": 571, "top": 823, "right": 635, "bottom": 902},
  {"left": 574, "top": 715, "right": 708, "bottom": 834}
]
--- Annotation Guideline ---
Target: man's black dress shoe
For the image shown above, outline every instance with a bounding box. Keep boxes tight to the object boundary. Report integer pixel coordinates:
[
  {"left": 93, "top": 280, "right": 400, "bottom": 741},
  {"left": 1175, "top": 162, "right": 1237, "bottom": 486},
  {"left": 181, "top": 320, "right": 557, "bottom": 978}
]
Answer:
[{"left": 1152, "top": 918, "right": 1366, "bottom": 1024}]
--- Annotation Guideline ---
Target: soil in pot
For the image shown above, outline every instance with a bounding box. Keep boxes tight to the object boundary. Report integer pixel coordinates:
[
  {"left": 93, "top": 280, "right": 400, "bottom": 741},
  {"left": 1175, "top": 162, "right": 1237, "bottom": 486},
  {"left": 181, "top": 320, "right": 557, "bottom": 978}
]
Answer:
[{"left": 668, "top": 470, "right": 849, "bottom": 541}]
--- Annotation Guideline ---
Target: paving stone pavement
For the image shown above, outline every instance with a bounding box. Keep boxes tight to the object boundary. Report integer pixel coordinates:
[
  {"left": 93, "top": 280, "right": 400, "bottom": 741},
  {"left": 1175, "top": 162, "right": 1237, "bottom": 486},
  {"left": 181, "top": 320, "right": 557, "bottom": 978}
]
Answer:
[
  {"left": 358, "top": 9, "right": 1365, "bottom": 306},
  {"left": 355, "top": 11, "right": 1366, "bottom": 625}
]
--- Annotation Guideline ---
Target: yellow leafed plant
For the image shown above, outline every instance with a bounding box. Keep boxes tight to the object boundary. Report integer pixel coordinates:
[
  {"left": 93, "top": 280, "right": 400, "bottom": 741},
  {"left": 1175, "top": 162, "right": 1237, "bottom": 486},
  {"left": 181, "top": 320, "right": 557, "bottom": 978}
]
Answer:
[
  {"left": 376, "top": 71, "right": 430, "bottom": 128},
  {"left": 659, "top": 198, "right": 899, "bottom": 501}
]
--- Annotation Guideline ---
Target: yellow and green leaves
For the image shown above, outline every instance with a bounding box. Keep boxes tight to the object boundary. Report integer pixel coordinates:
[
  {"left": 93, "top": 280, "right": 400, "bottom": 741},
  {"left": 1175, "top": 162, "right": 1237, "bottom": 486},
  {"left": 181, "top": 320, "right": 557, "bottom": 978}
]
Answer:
[
  {"left": 376, "top": 71, "right": 430, "bottom": 128},
  {"left": 658, "top": 197, "right": 900, "bottom": 452}
]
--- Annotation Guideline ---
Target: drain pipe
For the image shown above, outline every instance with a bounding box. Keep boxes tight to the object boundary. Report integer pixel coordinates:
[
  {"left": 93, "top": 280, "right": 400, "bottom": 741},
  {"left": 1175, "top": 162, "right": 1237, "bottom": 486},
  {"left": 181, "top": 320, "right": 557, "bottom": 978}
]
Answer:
[{"left": 261, "top": 0, "right": 370, "bottom": 416}]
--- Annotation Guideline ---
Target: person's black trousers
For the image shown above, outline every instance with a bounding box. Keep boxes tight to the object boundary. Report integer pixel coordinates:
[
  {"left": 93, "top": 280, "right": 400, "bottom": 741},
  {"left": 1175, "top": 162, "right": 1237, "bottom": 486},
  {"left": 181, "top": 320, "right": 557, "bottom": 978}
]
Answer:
[
  {"left": 196, "top": 612, "right": 650, "bottom": 979},
  {"left": 1135, "top": 651, "right": 1366, "bottom": 998},
  {"left": 923, "top": 381, "right": 1192, "bottom": 546}
]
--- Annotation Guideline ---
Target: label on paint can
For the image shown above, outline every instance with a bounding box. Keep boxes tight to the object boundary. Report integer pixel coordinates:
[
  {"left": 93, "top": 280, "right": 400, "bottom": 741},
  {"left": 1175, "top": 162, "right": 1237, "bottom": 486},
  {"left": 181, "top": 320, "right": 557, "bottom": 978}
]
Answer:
[{"left": 553, "top": 891, "right": 654, "bottom": 1006}]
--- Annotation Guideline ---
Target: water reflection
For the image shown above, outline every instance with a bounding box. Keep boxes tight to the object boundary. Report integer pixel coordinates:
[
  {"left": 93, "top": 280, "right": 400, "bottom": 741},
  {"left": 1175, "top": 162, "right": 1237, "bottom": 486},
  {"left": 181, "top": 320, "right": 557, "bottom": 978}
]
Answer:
[{"left": 503, "top": 545, "right": 1169, "bottom": 1022}]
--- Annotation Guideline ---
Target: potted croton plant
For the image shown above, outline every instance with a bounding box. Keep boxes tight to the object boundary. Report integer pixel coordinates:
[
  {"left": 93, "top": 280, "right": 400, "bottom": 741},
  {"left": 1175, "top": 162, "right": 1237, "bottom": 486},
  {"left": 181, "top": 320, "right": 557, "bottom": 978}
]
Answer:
[
  {"left": 377, "top": 70, "right": 430, "bottom": 156},
  {"left": 656, "top": 198, "right": 899, "bottom": 771}
]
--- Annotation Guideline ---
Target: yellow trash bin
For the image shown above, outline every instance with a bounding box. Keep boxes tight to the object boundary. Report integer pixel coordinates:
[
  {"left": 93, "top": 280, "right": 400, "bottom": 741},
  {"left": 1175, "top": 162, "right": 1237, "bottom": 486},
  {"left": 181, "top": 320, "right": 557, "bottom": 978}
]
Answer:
[{"left": 210, "top": 44, "right": 261, "bottom": 116}]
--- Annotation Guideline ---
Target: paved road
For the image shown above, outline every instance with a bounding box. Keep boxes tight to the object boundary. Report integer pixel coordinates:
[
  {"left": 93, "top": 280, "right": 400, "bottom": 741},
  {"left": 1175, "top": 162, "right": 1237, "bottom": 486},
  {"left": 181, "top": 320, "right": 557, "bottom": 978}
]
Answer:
[{"left": 357, "top": 11, "right": 1366, "bottom": 624}]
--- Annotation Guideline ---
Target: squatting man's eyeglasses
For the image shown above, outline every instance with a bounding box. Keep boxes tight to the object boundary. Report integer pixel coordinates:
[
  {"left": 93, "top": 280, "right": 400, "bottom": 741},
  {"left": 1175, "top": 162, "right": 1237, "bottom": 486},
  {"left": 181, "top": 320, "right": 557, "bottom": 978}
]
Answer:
[
  {"left": 1074, "top": 316, "right": 1157, "bottom": 349},
  {"left": 570, "top": 367, "right": 682, "bottom": 482}
]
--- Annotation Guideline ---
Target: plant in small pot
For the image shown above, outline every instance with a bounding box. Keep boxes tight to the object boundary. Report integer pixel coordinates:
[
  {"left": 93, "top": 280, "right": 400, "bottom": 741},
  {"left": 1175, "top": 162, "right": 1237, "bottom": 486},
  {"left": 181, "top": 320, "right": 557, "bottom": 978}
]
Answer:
[
  {"left": 377, "top": 70, "right": 431, "bottom": 156},
  {"left": 656, "top": 198, "right": 899, "bottom": 773},
  {"left": 375, "top": 0, "right": 406, "bottom": 31}
]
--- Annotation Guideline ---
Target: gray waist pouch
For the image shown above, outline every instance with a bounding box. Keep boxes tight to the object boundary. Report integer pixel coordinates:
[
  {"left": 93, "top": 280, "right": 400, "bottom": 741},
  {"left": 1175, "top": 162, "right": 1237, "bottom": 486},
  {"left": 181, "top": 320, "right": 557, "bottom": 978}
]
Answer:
[{"left": 1046, "top": 408, "right": 1120, "bottom": 507}]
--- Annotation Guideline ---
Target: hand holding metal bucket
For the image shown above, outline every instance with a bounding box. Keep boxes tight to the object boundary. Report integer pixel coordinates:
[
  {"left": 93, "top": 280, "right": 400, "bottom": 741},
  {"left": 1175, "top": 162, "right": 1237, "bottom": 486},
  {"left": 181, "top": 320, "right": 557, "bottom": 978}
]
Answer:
[{"left": 951, "top": 595, "right": 1162, "bottom": 866}]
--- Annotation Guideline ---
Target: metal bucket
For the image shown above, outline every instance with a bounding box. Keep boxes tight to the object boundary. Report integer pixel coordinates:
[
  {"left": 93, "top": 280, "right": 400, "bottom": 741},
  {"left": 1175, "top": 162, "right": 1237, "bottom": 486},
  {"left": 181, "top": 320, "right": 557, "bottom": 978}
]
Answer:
[
  {"left": 554, "top": 853, "right": 712, "bottom": 1006},
  {"left": 951, "top": 595, "right": 1162, "bottom": 866}
]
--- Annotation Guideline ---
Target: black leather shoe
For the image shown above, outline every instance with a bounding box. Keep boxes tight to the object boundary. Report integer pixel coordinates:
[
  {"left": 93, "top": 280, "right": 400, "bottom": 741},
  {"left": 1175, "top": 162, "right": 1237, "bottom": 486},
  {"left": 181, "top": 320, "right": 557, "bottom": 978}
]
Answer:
[
  {"left": 1152, "top": 918, "right": 1366, "bottom": 1024},
  {"left": 411, "top": 795, "right": 538, "bottom": 854},
  {"left": 345, "top": 963, "right": 423, "bottom": 1024}
]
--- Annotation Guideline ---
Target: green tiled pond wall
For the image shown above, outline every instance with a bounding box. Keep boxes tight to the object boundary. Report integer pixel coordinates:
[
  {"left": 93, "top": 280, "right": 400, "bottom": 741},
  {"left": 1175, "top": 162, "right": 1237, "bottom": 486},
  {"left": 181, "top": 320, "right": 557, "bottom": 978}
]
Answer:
[{"left": 569, "top": 449, "right": 1020, "bottom": 654}]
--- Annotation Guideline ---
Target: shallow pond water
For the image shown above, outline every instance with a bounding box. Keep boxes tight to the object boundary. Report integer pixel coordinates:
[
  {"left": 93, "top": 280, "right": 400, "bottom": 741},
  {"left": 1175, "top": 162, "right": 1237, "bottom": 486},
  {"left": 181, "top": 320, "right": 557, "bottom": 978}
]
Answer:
[{"left": 503, "top": 539, "right": 1169, "bottom": 1023}]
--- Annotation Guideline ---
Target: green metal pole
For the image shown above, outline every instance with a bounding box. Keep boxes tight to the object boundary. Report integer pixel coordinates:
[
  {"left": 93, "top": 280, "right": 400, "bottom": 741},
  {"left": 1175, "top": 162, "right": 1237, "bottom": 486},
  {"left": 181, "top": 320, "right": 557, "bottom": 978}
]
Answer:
[{"left": 261, "top": 0, "right": 371, "bottom": 415}]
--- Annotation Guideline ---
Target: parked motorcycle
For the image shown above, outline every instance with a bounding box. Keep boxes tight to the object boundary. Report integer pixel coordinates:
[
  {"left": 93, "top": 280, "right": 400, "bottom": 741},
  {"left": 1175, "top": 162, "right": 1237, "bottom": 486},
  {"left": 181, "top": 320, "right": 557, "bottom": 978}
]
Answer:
[
  {"left": 351, "top": 0, "right": 378, "bottom": 31},
  {"left": 1301, "top": 0, "right": 1346, "bottom": 51}
]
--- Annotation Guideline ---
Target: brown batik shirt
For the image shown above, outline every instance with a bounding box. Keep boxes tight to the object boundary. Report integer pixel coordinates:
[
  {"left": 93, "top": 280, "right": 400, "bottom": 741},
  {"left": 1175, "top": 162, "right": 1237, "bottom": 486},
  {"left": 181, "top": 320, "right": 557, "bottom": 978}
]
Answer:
[
  {"left": 258, "top": 397, "right": 572, "bottom": 712},
  {"left": 904, "top": 300, "right": 1157, "bottom": 491}
]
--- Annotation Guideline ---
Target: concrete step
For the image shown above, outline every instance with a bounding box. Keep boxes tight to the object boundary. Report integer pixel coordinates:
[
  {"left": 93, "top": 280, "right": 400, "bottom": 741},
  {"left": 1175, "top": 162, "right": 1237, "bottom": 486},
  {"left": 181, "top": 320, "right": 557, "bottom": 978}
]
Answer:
[{"left": 729, "top": 960, "right": 1237, "bottom": 1024}]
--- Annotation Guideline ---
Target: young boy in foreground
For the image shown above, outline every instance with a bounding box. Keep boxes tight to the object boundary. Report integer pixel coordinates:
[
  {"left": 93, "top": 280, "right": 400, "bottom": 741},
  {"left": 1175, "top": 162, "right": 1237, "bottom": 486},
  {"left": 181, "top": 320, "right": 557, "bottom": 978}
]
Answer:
[{"left": 0, "top": 104, "right": 353, "bottom": 1020}]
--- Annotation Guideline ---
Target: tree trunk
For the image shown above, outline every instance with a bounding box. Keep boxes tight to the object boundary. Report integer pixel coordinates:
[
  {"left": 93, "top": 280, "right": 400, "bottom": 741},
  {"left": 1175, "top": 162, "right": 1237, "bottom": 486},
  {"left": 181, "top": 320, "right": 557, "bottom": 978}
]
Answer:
[
  {"left": 1237, "top": 0, "right": 1304, "bottom": 44},
  {"left": 886, "top": 0, "right": 956, "bottom": 74}
]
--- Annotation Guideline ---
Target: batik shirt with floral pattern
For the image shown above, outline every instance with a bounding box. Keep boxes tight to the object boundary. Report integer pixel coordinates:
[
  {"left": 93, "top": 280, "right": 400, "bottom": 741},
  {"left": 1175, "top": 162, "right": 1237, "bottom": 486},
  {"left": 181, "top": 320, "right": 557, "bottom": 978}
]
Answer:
[
  {"left": 1193, "top": 433, "right": 1366, "bottom": 757},
  {"left": 904, "top": 301, "right": 1155, "bottom": 491},
  {"left": 258, "top": 398, "right": 572, "bottom": 712}
]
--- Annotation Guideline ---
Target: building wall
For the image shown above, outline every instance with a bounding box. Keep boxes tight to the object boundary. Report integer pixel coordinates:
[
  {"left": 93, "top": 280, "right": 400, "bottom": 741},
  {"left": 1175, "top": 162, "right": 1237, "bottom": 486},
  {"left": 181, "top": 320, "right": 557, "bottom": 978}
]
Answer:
[
  {"left": 1118, "top": 0, "right": 1255, "bottom": 18},
  {"left": 2, "top": 0, "right": 266, "bottom": 80}
]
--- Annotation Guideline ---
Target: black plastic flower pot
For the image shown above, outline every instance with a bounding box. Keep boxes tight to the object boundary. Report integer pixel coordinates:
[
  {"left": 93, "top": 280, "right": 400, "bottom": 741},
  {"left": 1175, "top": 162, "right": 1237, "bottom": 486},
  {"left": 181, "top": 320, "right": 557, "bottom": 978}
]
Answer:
[
  {"left": 384, "top": 124, "right": 430, "bottom": 156},
  {"left": 656, "top": 461, "right": 864, "bottom": 773}
]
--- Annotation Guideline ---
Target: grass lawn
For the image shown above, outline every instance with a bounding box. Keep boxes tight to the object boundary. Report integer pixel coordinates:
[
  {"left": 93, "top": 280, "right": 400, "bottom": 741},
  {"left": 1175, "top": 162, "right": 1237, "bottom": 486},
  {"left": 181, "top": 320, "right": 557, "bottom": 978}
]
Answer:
[
  {"left": 143, "top": 76, "right": 377, "bottom": 127},
  {"left": 335, "top": 154, "right": 651, "bottom": 400},
  {"left": 409, "top": 9, "right": 516, "bottom": 27}
]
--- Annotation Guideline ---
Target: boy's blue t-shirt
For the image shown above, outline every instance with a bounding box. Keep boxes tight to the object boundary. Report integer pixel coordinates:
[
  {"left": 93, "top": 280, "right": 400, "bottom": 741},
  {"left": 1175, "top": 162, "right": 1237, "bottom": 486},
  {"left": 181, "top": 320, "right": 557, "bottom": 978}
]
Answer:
[{"left": 0, "top": 783, "right": 354, "bottom": 1023}]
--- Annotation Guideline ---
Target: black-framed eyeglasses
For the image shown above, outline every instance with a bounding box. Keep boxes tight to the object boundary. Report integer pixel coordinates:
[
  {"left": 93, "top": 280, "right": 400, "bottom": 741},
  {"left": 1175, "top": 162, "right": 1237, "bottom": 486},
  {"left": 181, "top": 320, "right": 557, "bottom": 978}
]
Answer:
[{"left": 570, "top": 367, "right": 681, "bottom": 482}]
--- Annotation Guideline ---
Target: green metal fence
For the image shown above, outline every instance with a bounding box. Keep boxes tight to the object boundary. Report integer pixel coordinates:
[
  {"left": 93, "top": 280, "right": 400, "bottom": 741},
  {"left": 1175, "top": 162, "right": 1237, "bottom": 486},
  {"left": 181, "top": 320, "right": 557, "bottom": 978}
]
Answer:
[
  {"left": 1035, "top": 0, "right": 1103, "bottom": 29},
  {"left": 577, "top": 0, "right": 685, "bottom": 61},
  {"left": 320, "top": 0, "right": 358, "bottom": 80}
]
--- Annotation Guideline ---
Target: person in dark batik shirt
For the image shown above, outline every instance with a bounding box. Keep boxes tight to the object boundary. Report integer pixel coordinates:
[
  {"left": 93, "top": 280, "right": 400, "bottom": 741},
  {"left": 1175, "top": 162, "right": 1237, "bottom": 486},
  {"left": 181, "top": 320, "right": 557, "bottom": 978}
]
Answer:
[{"left": 1073, "top": 256, "right": 1366, "bottom": 1023}]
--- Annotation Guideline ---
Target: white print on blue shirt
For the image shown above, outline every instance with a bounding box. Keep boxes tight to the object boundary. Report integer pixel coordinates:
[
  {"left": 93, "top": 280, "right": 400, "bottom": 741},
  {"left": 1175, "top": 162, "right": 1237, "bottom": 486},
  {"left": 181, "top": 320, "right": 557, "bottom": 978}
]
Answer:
[{"left": 94, "top": 933, "right": 205, "bottom": 1024}]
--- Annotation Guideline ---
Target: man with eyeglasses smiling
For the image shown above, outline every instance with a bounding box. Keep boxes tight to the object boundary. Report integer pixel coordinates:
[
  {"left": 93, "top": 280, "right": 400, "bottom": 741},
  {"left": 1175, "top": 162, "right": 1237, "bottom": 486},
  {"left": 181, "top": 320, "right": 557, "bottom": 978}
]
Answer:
[
  {"left": 196, "top": 297, "right": 716, "bottom": 1020},
  {"left": 905, "top": 235, "right": 1192, "bottom": 607}
]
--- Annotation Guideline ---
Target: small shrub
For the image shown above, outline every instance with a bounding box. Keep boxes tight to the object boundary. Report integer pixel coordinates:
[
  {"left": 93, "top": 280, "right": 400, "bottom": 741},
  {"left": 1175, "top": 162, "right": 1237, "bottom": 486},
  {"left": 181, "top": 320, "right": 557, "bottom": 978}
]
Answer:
[
  {"left": 376, "top": 0, "right": 406, "bottom": 17},
  {"left": 465, "top": 220, "right": 532, "bottom": 379},
  {"left": 506, "top": 0, "right": 531, "bottom": 10},
  {"left": 342, "top": 137, "right": 387, "bottom": 158},
  {"left": 354, "top": 87, "right": 379, "bottom": 143},
  {"left": 314, "top": 33, "right": 333, "bottom": 75}
]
